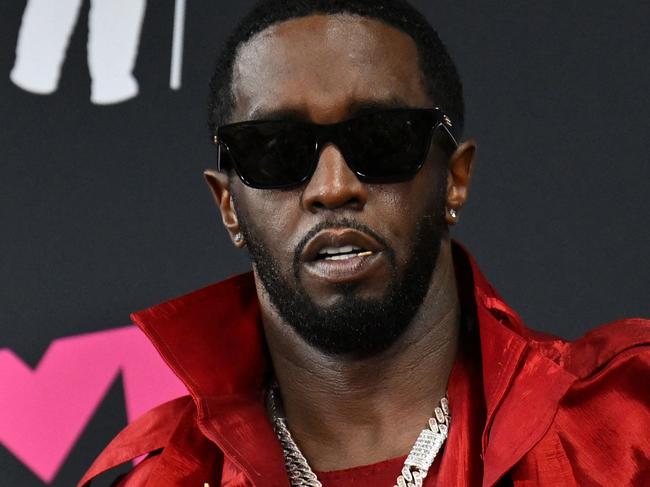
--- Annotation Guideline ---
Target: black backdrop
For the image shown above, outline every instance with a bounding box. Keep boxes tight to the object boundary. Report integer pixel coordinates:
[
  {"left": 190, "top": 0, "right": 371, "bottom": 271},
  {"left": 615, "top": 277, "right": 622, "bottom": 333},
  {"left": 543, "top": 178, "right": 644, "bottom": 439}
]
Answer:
[{"left": 1, "top": 1, "right": 649, "bottom": 485}]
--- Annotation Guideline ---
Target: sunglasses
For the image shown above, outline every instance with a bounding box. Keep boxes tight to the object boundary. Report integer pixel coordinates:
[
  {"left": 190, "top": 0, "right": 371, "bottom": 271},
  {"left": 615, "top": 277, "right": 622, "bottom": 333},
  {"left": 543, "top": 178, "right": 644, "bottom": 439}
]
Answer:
[{"left": 212, "top": 107, "right": 458, "bottom": 190}]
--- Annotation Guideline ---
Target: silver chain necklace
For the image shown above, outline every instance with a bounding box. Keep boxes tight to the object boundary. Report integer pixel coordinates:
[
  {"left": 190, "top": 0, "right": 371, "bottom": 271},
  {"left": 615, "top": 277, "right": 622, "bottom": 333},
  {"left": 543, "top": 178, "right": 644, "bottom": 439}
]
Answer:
[{"left": 267, "top": 385, "right": 450, "bottom": 487}]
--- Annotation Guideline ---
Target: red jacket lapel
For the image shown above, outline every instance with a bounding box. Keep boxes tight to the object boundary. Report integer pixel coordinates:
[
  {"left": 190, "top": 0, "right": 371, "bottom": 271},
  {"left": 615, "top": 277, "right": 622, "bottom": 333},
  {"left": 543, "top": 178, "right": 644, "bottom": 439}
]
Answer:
[{"left": 462, "top": 247, "right": 577, "bottom": 486}]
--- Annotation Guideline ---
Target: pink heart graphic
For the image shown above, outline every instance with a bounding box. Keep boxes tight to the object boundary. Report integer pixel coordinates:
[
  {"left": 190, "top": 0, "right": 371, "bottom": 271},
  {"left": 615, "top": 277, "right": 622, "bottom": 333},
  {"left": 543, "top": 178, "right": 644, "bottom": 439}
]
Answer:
[{"left": 0, "top": 326, "right": 185, "bottom": 483}]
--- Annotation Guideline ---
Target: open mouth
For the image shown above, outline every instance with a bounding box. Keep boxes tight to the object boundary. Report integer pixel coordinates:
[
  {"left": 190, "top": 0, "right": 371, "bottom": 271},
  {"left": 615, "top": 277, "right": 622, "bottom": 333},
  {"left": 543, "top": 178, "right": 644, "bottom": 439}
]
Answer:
[
  {"left": 300, "top": 228, "right": 383, "bottom": 264},
  {"left": 315, "top": 245, "right": 374, "bottom": 261},
  {"left": 299, "top": 228, "right": 387, "bottom": 283}
]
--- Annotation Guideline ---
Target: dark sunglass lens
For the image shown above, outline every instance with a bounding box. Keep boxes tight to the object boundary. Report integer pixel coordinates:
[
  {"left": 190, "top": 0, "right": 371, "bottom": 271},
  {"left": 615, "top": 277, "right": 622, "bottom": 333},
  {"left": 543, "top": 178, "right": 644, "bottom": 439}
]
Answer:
[
  {"left": 343, "top": 110, "right": 433, "bottom": 182},
  {"left": 220, "top": 122, "right": 315, "bottom": 188}
]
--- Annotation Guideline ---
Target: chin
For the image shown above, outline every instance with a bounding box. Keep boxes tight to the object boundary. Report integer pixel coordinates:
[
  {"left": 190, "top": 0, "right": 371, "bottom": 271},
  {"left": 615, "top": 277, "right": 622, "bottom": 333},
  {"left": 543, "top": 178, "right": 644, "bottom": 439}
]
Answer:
[{"left": 303, "top": 278, "right": 391, "bottom": 305}]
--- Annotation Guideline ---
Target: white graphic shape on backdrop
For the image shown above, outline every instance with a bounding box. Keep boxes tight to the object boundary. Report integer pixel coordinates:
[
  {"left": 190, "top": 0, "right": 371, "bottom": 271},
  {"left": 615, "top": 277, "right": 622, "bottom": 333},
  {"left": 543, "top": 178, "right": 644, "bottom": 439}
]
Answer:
[
  {"left": 170, "top": 0, "right": 185, "bottom": 90},
  {"left": 10, "top": 0, "right": 148, "bottom": 105}
]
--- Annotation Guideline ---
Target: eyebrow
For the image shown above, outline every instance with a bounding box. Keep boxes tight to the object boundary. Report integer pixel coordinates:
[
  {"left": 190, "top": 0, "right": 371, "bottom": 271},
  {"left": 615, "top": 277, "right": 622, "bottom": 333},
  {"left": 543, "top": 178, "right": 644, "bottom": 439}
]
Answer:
[{"left": 247, "top": 97, "right": 414, "bottom": 122}]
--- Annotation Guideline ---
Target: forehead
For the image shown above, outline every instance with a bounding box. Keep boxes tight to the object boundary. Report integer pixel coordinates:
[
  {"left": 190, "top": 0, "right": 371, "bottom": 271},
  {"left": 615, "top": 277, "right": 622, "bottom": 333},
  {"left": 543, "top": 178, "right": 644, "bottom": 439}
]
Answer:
[{"left": 230, "top": 14, "right": 431, "bottom": 123}]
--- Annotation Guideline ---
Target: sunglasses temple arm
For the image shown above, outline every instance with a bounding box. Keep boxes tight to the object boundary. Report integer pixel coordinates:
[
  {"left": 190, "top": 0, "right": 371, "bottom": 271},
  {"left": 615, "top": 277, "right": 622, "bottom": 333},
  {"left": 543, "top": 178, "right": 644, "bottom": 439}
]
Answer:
[
  {"left": 217, "top": 143, "right": 223, "bottom": 171},
  {"left": 438, "top": 122, "right": 459, "bottom": 148}
]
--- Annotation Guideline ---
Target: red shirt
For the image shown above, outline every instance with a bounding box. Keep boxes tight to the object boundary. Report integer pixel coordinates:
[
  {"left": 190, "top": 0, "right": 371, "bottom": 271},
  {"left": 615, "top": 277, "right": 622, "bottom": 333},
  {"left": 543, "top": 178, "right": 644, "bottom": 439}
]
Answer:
[{"left": 79, "top": 243, "right": 650, "bottom": 486}]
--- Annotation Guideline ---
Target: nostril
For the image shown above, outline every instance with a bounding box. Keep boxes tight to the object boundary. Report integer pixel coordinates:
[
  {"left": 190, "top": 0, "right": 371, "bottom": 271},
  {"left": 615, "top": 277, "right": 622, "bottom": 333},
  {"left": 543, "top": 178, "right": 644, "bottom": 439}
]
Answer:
[
  {"left": 306, "top": 196, "right": 363, "bottom": 213},
  {"left": 345, "top": 197, "right": 362, "bottom": 209}
]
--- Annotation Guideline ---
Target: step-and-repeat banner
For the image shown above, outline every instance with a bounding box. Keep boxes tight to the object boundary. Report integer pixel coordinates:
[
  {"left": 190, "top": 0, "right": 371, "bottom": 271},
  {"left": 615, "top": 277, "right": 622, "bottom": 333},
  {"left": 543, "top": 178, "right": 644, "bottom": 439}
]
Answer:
[{"left": 2, "top": 1, "right": 649, "bottom": 485}]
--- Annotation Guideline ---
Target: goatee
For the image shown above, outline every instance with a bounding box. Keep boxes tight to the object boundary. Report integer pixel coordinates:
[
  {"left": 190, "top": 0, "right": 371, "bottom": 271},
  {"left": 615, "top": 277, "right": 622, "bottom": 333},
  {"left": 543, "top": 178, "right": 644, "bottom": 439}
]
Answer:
[{"left": 234, "top": 174, "right": 448, "bottom": 357}]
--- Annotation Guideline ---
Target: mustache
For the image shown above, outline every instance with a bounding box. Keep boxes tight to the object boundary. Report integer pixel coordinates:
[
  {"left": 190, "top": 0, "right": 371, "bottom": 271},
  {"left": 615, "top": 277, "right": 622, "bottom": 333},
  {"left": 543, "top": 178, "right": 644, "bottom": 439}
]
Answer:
[{"left": 292, "top": 217, "right": 394, "bottom": 273}]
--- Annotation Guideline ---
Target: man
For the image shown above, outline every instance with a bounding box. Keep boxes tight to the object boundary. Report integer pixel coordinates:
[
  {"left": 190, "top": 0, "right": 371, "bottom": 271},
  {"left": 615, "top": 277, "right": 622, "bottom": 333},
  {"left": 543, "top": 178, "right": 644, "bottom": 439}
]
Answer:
[{"left": 79, "top": 0, "right": 650, "bottom": 485}]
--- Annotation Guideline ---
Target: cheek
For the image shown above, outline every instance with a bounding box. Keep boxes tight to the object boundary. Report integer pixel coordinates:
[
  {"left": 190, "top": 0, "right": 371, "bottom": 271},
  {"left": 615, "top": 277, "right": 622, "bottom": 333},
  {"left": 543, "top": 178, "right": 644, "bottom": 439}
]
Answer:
[
  {"left": 235, "top": 186, "right": 301, "bottom": 257},
  {"left": 370, "top": 179, "right": 439, "bottom": 235},
  {"left": 367, "top": 167, "right": 444, "bottom": 258}
]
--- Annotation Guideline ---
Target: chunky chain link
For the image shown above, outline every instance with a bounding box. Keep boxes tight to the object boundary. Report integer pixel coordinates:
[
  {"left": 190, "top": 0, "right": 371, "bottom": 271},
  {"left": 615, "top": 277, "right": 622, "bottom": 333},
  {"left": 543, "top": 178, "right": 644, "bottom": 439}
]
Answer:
[
  {"left": 268, "top": 386, "right": 450, "bottom": 487},
  {"left": 274, "top": 416, "right": 323, "bottom": 487}
]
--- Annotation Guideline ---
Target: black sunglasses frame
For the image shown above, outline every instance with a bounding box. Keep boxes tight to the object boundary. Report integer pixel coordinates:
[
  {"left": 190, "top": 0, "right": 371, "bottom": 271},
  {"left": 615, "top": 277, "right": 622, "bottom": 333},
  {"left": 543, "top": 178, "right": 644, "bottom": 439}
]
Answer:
[{"left": 213, "top": 107, "right": 459, "bottom": 190}]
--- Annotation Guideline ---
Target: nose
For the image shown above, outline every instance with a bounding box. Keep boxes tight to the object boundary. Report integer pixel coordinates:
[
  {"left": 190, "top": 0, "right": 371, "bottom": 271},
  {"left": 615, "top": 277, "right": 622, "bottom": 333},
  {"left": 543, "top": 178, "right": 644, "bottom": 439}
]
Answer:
[{"left": 301, "top": 143, "right": 368, "bottom": 213}]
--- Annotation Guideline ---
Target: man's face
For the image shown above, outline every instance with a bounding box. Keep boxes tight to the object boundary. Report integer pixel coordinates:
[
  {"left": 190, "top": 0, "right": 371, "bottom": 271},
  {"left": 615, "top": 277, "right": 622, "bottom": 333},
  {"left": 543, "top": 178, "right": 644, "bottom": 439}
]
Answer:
[{"left": 224, "top": 15, "right": 452, "bottom": 356}]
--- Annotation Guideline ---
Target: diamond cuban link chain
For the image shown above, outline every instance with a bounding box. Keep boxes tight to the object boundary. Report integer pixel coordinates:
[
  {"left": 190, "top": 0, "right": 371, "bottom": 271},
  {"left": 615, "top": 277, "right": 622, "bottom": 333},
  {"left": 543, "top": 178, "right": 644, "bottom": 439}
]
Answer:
[{"left": 267, "top": 385, "right": 450, "bottom": 487}]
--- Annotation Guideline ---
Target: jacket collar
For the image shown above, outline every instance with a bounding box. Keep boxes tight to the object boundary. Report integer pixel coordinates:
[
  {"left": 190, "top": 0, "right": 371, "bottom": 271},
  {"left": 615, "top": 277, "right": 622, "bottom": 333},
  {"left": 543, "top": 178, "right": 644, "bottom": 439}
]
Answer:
[
  {"left": 130, "top": 241, "right": 576, "bottom": 486},
  {"left": 130, "top": 266, "right": 287, "bottom": 485},
  {"left": 455, "top": 244, "right": 576, "bottom": 485}
]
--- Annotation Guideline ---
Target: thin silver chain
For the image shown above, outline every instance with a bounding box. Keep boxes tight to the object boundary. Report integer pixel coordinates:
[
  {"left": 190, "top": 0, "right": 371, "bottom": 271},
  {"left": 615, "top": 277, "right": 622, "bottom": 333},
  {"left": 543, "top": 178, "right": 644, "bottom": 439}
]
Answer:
[{"left": 267, "top": 385, "right": 450, "bottom": 487}]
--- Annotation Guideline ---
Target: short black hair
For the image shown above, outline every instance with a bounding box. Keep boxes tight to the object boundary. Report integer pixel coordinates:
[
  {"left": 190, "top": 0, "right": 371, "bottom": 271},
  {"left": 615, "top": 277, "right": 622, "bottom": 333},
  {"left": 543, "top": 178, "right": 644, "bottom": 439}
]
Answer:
[{"left": 208, "top": 0, "right": 464, "bottom": 136}]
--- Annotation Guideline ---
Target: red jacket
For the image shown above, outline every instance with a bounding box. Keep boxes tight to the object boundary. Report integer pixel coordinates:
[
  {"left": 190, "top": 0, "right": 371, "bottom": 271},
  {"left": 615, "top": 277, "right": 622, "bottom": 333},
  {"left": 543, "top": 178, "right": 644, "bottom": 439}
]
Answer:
[{"left": 79, "top": 244, "right": 650, "bottom": 486}]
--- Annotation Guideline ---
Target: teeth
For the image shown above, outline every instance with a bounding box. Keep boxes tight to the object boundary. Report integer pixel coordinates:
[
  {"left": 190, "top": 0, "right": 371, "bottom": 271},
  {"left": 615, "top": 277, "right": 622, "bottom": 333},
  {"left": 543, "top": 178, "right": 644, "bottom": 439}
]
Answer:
[
  {"left": 324, "top": 254, "right": 356, "bottom": 260},
  {"left": 318, "top": 245, "right": 361, "bottom": 256},
  {"left": 320, "top": 250, "right": 375, "bottom": 260}
]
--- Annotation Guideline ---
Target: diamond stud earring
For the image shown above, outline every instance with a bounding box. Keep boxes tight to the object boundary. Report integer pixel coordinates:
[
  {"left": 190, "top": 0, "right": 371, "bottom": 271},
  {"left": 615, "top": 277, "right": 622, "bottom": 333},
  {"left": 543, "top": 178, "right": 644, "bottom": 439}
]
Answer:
[
  {"left": 234, "top": 233, "right": 244, "bottom": 244},
  {"left": 448, "top": 208, "right": 458, "bottom": 220}
]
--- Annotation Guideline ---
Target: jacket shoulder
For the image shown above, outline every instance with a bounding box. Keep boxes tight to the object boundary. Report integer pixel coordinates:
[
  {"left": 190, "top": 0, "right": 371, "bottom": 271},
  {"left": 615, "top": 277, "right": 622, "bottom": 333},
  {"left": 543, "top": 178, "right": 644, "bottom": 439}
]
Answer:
[
  {"left": 528, "top": 317, "right": 650, "bottom": 377},
  {"left": 562, "top": 317, "right": 650, "bottom": 378},
  {"left": 513, "top": 319, "right": 650, "bottom": 485},
  {"left": 78, "top": 395, "right": 194, "bottom": 487}
]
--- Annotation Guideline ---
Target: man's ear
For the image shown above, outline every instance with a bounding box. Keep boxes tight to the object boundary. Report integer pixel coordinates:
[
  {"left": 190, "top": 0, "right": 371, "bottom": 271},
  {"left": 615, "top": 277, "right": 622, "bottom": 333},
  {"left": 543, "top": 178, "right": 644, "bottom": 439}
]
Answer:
[
  {"left": 446, "top": 139, "right": 477, "bottom": 223},
  {"left": 203, "top": 169, "right": 245, "bottom": 247}
]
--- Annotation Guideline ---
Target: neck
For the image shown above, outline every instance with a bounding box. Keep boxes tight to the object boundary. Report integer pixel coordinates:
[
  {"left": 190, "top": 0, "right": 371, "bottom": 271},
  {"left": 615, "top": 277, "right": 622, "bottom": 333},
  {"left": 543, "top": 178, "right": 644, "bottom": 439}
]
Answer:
[{"left": 259, "top": 240, "right": 461, "bottom": 471}]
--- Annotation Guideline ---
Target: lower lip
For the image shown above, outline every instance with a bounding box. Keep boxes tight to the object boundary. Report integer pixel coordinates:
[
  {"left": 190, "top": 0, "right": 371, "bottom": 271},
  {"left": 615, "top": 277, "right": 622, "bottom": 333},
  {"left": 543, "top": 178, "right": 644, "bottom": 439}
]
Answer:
[{"left": 302, "top": 252, "right": 384, "bottom": 283}]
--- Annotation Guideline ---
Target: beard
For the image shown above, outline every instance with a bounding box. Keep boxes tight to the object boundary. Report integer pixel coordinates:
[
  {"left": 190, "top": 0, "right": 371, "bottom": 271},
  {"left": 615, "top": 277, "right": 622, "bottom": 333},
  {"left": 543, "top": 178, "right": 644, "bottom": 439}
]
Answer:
[{"left": 235, "top": 187, "right": 447, "bottom": 358}]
